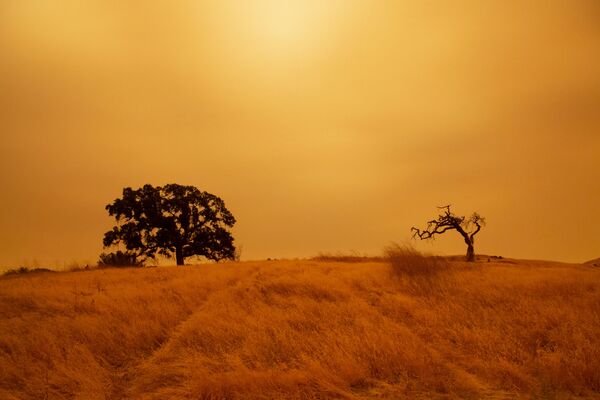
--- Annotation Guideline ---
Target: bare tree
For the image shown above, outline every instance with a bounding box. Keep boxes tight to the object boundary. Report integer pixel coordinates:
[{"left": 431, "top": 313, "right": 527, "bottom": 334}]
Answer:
[{"left": 411, "top": 205, "right": 485, "bottom": 262}]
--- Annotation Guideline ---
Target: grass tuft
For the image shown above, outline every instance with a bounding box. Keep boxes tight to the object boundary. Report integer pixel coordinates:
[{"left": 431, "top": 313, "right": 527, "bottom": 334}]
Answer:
[{"left": 384, "top": 242, "right": 449, "bottom": 277}]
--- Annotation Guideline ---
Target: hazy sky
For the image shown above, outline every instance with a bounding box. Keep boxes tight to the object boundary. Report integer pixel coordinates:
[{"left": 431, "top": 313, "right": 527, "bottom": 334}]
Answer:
[{"left": 1, "top": 1, "right": 599, "bottom": 267}]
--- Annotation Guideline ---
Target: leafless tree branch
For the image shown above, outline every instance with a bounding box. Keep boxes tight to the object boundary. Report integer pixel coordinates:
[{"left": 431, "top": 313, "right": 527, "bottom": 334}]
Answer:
[{"left": 411, "top": 205, "right": 486, "bottom": 262}]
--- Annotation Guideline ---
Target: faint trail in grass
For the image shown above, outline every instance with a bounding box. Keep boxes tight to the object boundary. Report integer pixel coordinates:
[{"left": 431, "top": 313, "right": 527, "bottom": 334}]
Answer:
[{"left": 107, "top": 269, "right": 259, "bottom": 399}]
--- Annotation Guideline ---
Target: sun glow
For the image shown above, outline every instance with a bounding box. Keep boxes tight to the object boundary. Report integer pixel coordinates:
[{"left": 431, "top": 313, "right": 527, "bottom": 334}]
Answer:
[
  {"left": 255, "top": 1, "right": 321, "bottom": 47},
  {"left": 220, "top": 1, "right": 347, "bottom": 58}
]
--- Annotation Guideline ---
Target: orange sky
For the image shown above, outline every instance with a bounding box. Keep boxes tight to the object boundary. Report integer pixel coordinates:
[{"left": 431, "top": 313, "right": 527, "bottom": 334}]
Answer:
[{"left": 1, "top": 1, "right": 599, "bottom": 267}]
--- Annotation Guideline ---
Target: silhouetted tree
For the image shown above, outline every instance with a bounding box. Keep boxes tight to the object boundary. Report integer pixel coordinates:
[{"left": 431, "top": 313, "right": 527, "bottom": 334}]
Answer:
[
  {"left": 411, "top": 205, "right": 485, "bottom": 262},
  {"left": 103, "top": 184, "right": 236, "bottom": 265}
]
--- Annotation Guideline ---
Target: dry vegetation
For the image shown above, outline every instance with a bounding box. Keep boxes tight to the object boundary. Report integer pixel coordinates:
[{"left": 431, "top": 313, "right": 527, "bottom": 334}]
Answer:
[{"left": 1, "top": 253, "right": 600, "bottom": 399}]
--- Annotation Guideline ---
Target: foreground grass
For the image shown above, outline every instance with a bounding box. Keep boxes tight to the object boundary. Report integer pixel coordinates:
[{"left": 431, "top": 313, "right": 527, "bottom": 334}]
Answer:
[{"left": 1, "top": 259, "right": 599, "bottom": 399}]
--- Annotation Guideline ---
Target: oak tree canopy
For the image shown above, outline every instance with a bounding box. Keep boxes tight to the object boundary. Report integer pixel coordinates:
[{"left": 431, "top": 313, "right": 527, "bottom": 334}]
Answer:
[{"left": 103, "top": 184, "right": 236, "bottom": 265}]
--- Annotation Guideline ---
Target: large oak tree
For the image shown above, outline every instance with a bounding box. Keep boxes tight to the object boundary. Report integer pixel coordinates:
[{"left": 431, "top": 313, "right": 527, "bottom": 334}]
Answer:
[{"left": 103, "top": 184, "right": 236, "bottom": 265}]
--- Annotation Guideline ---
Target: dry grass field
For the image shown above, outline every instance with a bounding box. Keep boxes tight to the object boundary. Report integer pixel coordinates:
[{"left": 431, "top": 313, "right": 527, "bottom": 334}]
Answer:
[{"left": 1, "top": 254, "right": 600, "bottom": 399}]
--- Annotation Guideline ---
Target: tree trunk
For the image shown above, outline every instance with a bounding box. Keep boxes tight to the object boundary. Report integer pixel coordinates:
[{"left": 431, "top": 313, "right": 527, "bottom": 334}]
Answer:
[
  {"left": 466, "top": 242, "right": 475, "bottom": 262},
  {"left": 175, "top": 246, "right": 184, "bottom": 266},
  {"left": 457, "top": 227, "right": 476, "bottom": 262}
]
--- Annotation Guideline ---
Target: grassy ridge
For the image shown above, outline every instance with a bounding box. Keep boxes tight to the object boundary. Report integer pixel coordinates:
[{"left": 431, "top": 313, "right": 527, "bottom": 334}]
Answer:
[{"left": 1, "top": 258, "right": 599, "bottom": 399}]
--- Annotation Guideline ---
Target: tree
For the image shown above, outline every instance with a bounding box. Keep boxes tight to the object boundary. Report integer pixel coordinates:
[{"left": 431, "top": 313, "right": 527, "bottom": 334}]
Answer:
[
  {"left": 411, "top": 205, "right": 485, "bottom": 262},
  {"left": 103, "top": 184, "right": 236, "bottom": 265}
]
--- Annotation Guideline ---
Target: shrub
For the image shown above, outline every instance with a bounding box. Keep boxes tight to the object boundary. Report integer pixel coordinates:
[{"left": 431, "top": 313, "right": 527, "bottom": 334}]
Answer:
[
  {"left": 98, "top": 251, "right": 143, "bottom": 268},
  {"left": 2, "top": 267, "right": 55, "bottom": 276}
]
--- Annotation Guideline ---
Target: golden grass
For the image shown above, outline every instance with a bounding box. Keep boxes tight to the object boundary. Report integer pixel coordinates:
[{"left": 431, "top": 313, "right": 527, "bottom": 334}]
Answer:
[
  {"left": 385, "top": 243, "right": 449, "bottom": 276},
  {"left": 312, "top": 251, "right": 383, "bottom": 263},
  {"left": 1, "top": 258, "right": 599, "bottom": 399}
]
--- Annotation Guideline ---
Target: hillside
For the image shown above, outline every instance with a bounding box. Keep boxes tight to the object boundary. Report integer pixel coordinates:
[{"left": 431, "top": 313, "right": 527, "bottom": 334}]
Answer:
[
  {"left": 1, "top": 258, "right": 599, "bottom": 399},
  {"left": 585, "top": 258, "right": 600, "bottom": 267}
]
